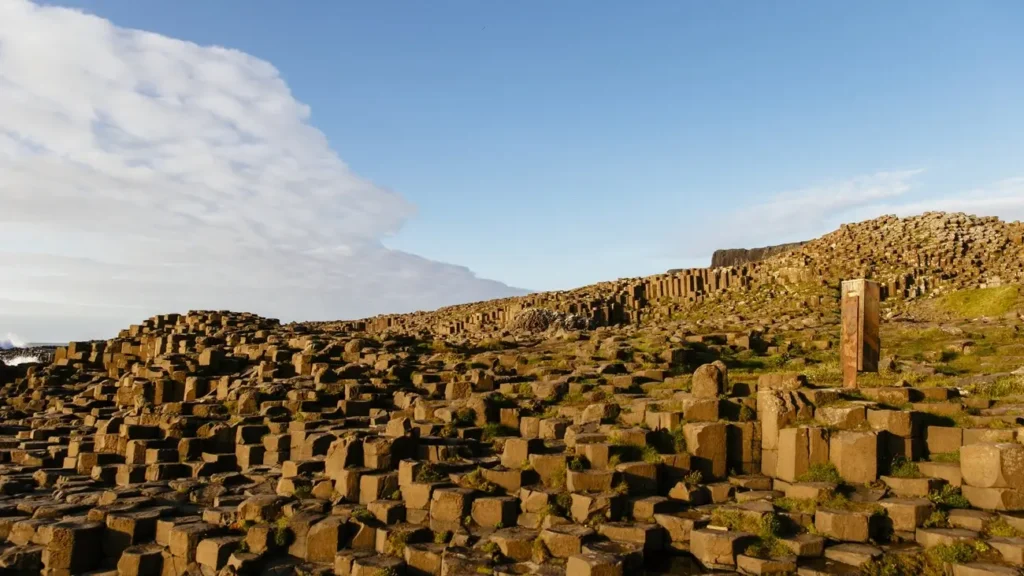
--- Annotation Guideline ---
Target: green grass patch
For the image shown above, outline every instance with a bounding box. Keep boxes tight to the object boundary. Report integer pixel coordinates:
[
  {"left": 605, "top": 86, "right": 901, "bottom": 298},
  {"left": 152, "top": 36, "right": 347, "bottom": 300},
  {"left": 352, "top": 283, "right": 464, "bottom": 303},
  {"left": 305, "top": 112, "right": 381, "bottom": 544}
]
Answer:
[
  {"left": 929, "top": 450, "right": 960, "bottom": 464},
  {"left": 888, "top": 456, "right": 921, "bottom": 479},
  {"left": 929, "top": 484, "right": 971, "bottom": 509},
  {"left": 797, "top": 463, "right": 842, "bottom": 484},
  {"left": 936, "top": 285, "right": 1019, "bottom": 319}
]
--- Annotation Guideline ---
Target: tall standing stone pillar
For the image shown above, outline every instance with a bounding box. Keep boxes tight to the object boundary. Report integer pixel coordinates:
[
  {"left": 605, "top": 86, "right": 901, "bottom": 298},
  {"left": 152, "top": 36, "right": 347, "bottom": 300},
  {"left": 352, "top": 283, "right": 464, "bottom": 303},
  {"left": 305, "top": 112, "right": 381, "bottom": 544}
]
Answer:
[{"left": 841, "top": 279, "right": 880, "bottom": 388}]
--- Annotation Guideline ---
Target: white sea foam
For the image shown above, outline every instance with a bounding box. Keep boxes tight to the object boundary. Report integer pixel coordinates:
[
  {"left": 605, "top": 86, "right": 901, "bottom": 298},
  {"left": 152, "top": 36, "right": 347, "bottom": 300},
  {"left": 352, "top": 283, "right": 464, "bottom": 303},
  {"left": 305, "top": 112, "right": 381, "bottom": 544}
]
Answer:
[
  {"left": 5, "top": 355, "right": 40, "bottom": 366},
  {"left": 0, "top": 333, "right": 26, "bottom": 350}
]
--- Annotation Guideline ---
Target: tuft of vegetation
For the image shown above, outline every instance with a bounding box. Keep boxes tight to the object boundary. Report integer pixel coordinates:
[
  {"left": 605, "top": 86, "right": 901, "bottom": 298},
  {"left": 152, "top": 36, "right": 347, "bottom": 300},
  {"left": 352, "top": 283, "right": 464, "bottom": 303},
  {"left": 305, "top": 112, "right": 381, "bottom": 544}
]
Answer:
[
  {"left": 929, "top": 541, "right": 989, "bottom": 564},
  {"left": 922, "top": 510, "right": 948, "bottom": 528},
  {"left": 416, "top": 463, "right": 447, "bottom": 483},
  {"left": 797, "top": 463, "right": 842, "bottom": 484},
  {"left": 453, "top": 408, "right": 477, "bottom": 426},
  {"left": 773, "top": 497, "right": 817, "bottom": 515},
  {"left": 684, "top": 470, "right": 703, "bottom": 486},
  {"left": 481, "top": 423, "right": 519, "bottom": 441},
  {"left": 352, "top": 508, "right": 375, "bottom": 523},
  {"left": 293, "top": 485, "right": 312, "bottom": 499},
  {"left": 463, "top": 468, "right": 500, "bottom": 494},
  {"left": 986, "top": 517, "right": 1024, "bottom": 538},
  {"left": 273, "top": 517, "right": 292, "bottom": 547},
  {"left": 387, "top": 530, "right": 410, "bottom": 557},
  {"left": 479, "top": 541, "right": 501, "bottom": 557},
  {"left": 929, "top": 450, "right": 960, "bottom": 463},
  {"left": 970, "top": 374, "right": 1024, "bottom": 398},
  {"left": 434, "top": 530, "right": 453, "bottom": 544},
  {"left": 888, "top": 456, "right": 921, "bottom": 479},
  {"left": 861, "top": 552, "right": 943, "bottom": 576},
  {"left": 567, "top": 455, "right": 589, "bottom": 472},
  {"left": 929, "top": 484, "right": 971, "bottom": 509}
]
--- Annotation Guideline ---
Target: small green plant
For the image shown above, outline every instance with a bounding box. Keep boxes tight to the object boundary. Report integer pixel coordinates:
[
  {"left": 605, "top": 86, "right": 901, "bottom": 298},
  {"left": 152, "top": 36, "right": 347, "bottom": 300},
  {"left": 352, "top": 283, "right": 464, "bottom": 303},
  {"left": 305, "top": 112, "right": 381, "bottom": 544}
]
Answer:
[
  {"left": 684, "top": 470, "right": 703, "bottom": 486},
  {"left": 387, "top": 530, "right": 410, "bottom": 556},
  {"left": 293, "top": 485, "right": 312, "bottom": 499},
  {"left": 547, "top": 466, "right": 566, "bottom": 489},
  {"left": 773, "top": 497, "right": 817, "bottom": 515},
  {"left": 986, "top": 517, "right": 1024, "bottom": 538},
  {"left": 273, "top": 518, "right": 292, "bottom": 547},
  {"left": 434, "top": 530, "right": 453, "bottom": 544},
  {"left": 454, "top": 408, "right": 476, "bottom": 426},
  {"left": 352, "top": 508, "right": 375, "bottom": 523},
  {"left": 888, "top": 456, "right": 921, "bottom": 479},
  {"left": 567, "top": 455, "right": 589, "bottom": 472},
  {"left": 796, "top": 463, "right": 842, "bottom": 484},
  {"left": 929, "top": 484, "right": 971, "bottom": 509},
  {"left": 613, "top": 480, "right": 629, "bottom": 495},
  {"left": 463, "top": 468, "right": 499, "bottom": 494},
  {"left": 482, "top": 423, "right": 519, "bottom": 441},
  {"left": 479, "top": 540, "right": 501, "bottom": 557},
  {"left": 641, "top": 445, "right": 662, "bottom": 463},
  {"left": 416, "top": 463, "right": 447, "bottom": 483},
  {"left": 922, "top": 510, "right": 948, "bottom": 528},
  {"left": 929, "top": 542, "right": 979, "bottom": 564},
  {"left": 862, "top": 552, "right": 942, "bottom": 576}
]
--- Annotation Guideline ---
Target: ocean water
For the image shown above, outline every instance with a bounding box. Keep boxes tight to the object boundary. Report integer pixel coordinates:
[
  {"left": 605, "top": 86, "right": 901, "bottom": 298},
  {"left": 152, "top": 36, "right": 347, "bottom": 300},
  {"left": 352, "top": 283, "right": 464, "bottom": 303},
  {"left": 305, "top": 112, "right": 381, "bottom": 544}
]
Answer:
[{"left": 1, "top": 333, "right": 42, "bottom": 365}]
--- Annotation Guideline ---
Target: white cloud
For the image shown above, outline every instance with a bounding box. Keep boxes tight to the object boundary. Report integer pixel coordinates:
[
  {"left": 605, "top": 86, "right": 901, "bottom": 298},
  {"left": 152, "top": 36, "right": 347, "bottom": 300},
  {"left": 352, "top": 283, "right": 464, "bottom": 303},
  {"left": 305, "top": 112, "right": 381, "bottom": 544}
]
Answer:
[
  {"left": 852, "top": 177, "right": 1024, "bottom": 223},
  {"left": 691, "top": 171, "right": 1024, "bottom": 259},
  {"left": 0, "top": 0, "right": 525, "bottom": 341},
  {"left": 688, "top": 169, "right": 925, "bottom": 255}
]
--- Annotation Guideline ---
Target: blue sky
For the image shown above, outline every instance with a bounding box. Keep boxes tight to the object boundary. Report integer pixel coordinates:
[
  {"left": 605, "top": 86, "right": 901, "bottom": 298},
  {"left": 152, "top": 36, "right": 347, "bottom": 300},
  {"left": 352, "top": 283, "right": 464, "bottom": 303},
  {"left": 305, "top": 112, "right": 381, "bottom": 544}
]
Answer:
[
  {"left": 35, "top": 0, "right": 1024, "bottom": 289},
  {"left": 1, "top": 1, "right": 1022, "bottom": 341}
]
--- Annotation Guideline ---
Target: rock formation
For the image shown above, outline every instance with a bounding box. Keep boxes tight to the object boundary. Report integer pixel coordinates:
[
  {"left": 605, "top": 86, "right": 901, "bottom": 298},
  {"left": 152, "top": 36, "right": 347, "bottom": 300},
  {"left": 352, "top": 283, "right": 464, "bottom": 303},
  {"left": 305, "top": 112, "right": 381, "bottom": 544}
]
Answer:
[{"left": 0, "top": 211, "right": 1019, "bottom": 575}]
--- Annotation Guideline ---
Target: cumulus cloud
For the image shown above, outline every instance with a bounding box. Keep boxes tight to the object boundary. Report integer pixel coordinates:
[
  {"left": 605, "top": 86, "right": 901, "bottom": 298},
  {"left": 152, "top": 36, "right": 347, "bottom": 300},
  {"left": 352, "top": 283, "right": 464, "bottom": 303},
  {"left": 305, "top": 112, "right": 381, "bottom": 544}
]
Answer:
[
  {"left": 0, "top": 0, "right": 525, "bottom": 341},
  {"left": 689, "top": 170, "right": 1024, "bottom": 259}
]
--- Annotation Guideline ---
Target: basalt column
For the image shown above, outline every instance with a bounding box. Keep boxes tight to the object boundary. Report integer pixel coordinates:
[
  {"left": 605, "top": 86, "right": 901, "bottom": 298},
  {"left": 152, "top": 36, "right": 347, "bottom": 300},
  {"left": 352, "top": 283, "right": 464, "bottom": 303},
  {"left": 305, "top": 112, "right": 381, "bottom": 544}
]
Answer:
[{"left": 841, "top": 279, "right": 880, "bottom": 388}]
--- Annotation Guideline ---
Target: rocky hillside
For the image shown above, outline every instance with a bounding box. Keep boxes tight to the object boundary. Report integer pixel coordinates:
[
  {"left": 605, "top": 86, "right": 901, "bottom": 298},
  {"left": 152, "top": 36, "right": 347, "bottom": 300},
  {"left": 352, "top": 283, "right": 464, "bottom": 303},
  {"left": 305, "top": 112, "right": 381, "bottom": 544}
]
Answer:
[
  {"left": 0, "top": 211, "right": 1020, "bottom": 575},
  {"left": 321, "top": 212, "right": 1024, "bottom": 339}
]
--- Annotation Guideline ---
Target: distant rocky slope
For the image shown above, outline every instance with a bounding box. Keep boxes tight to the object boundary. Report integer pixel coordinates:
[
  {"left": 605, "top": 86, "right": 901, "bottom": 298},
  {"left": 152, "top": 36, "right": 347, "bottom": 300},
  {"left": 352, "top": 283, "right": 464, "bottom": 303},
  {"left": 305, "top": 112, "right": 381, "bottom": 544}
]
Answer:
[
  {"left": 709, "top": 241, "right": 807, "bottom": 268},
  {"left": 314, "top": 212, "right": 1024, "bottom": 338}
]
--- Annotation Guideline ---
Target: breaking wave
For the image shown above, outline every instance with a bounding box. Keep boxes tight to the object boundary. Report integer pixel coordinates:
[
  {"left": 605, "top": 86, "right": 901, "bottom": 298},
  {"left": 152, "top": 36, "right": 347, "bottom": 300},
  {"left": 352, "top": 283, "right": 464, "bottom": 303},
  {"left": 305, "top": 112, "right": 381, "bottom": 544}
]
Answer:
[
  {"left": 5, "top": 355, "right": 40, "bottom": 366},
  {"left": 0, "top": 333, "right": 26, "bottom": 350}
]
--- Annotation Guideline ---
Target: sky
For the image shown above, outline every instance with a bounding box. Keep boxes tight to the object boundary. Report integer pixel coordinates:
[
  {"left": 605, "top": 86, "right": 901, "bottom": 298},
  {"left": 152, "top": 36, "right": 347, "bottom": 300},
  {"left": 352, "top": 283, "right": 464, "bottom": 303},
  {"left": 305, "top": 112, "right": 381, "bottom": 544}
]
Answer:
[{"left": 1, "top": 0, "right": 1023, "bottom": 343}]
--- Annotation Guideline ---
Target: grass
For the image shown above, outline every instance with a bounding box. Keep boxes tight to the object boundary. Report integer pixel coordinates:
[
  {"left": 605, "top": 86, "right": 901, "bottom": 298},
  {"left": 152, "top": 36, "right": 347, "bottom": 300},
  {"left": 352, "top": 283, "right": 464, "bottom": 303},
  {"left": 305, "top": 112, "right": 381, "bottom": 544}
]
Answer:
[
  {"left": 969, "top": 374, "right": 1024, "bottom": 398},
  {"left": 712, "top": 508, "right": 789, "bottom": 559},
  {"left": 481, "top": 424, "right": 519, "bottom": 441},
  {"left": 935, "top": 285, "right": 1020, "bottom": 319},
  {"left": 453, "top": 408, "right": 476, "bottom": 426},
  {"left": 986, "top": 517, "right": 1024, "bottom": 538},
  {"left": 774, "top": 497, "right": 818, "bottom": 515},
  {"left": 929, "top": 484, "right": 971, "bottom": 509},
  {"left": 930, "top": 541, "right": 990, "bottom": 564},
  {"left": 567, "top": 455, "right": 588, "bottom": 472},
  {"left": 462, "top": 468, "right": 500, "bottom": 494},
  {"left": 888, "top": 457, "right": 921, "bottom": 479},
  {"left": 796, "top": 463, "right": 842, "bottom": 484},
  {"left": 923, "top": 510, "right": 948, "bottom": 528},
  {"left": 416, "top": 463, "right": 447, "bottom": 483},
  {"left": 683, "top": 470, "right": 703, "bottom": 486},
  {"left": 929, "top": 450, "right": 960, "bottom": 463}
]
